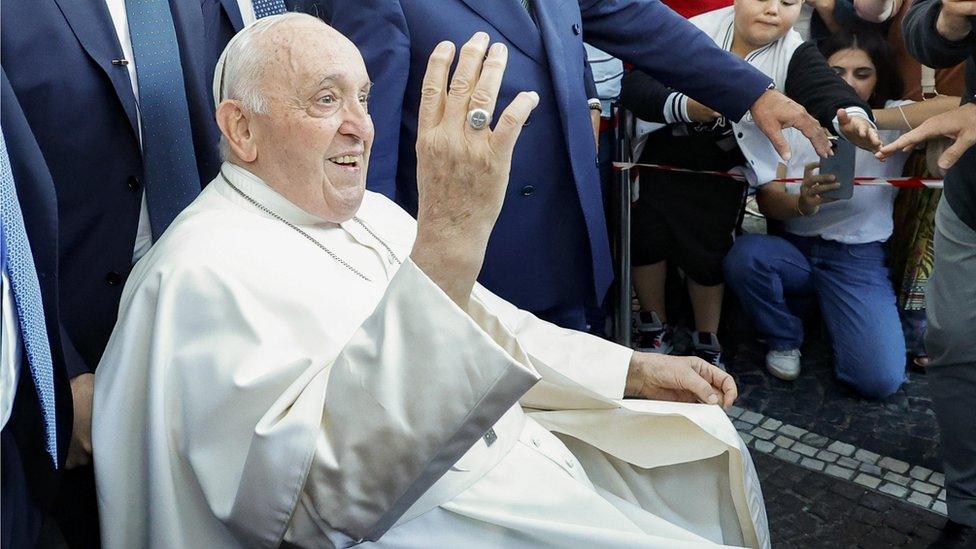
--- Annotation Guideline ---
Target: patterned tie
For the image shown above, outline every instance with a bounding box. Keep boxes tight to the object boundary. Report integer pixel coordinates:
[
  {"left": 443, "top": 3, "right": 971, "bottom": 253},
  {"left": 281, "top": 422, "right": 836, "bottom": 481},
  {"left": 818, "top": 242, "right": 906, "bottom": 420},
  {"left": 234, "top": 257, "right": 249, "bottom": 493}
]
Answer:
[
  {"left": 126, "top": 0, "right": 201, "bottom": 239},
  {"left": 252, "top": 0, "right": 287, "bottom": 19},
  {"left": 0, "top": 130, "right": 58, "bottom": 465}
]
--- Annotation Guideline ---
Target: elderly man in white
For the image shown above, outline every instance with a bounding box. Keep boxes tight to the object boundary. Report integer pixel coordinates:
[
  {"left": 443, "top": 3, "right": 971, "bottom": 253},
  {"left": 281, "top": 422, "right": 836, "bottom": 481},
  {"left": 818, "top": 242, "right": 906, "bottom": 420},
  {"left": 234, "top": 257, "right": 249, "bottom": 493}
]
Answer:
[{"left": 93, "top": 13, "right": 768, "bottom": 549}]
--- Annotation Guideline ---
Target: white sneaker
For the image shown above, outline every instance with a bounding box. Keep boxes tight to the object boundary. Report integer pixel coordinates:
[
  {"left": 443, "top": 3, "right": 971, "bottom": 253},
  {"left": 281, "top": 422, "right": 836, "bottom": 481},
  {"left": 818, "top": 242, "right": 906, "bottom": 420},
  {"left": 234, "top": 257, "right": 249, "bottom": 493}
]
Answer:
[{"left": 766, "top": 349, "right": 801, "bottom": 381}]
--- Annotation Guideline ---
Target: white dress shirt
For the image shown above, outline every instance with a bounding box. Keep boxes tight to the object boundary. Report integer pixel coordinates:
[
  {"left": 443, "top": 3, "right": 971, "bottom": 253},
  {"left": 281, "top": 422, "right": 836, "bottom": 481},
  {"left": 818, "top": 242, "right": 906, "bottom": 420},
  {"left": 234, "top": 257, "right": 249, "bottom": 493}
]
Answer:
[
  {"left": 1, "top": 266, "right": 22, "bottom": 428},
  {"left": 105, "top": 0, "right": 261, "bottom": 263},
  {"left": 104, "top": 0, "right": 154, "bottom": 263}
]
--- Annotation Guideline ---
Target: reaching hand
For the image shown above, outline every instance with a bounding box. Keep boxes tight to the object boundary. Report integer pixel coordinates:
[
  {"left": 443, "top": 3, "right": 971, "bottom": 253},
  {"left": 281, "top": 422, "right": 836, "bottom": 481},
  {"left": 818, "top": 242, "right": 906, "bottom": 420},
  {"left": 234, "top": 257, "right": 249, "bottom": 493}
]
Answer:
[
  {"left": 751, "top": 89, "right": 833, "bottom": 161},
  {"left": 837, "top": 109, "right": 883, "bottom": 152},
  {"left": 798, "top": 161, "right": 839, "bottom": 216},
  {"left": 624, "top": 352, "right": 737, "bottom": 409},
  {"left": 876, "top": 103, "right": 976, "bottom": 171}
]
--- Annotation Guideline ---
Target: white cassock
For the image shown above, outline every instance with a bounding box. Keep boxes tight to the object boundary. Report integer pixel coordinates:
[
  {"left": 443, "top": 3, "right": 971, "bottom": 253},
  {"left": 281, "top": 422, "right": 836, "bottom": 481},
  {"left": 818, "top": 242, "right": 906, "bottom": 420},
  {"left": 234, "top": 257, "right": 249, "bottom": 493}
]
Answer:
[{"left": 93, "top": 163, "right": 769, "bottom": 549}]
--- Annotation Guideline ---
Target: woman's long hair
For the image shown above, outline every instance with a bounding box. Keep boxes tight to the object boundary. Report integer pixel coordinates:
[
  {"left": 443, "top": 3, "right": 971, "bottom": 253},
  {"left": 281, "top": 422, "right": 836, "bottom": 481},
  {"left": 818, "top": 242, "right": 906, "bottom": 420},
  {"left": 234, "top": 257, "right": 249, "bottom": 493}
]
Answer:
[{"left": 817, "top": 26, "right": 904, "bottom": 109}]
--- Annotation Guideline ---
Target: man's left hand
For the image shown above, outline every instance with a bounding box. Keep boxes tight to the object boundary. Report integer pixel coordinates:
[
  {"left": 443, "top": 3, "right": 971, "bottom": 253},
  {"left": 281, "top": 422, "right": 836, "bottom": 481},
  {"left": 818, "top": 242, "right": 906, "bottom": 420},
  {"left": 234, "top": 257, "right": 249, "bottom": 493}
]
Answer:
[
  {"left": 838, "top": 108, "right": 883, "bottom": 152},
  {"left": 624, "top": 352, "right": 737, "bottom": 409}
]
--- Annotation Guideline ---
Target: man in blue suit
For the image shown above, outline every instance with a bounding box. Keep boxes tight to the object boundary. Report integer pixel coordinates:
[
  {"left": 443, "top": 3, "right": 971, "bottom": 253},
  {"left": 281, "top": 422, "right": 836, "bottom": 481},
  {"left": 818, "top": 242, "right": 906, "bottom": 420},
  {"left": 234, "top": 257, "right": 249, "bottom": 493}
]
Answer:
[
  {"left": 1, "top": 0, "right": 259, "bottom": 545},
  {"left": 322, "top": 0, "right": 832, "bottom": 330},
  {"left": 1, "top": 70, "right": 73, "bottom": 549}
]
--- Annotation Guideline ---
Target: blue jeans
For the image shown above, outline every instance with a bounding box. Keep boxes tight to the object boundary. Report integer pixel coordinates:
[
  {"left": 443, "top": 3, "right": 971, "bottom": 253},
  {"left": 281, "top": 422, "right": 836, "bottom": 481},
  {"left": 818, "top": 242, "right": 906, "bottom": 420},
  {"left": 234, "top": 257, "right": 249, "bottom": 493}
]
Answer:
[{"left": 724, "top": 233, "right": 907, "bottom": 398}]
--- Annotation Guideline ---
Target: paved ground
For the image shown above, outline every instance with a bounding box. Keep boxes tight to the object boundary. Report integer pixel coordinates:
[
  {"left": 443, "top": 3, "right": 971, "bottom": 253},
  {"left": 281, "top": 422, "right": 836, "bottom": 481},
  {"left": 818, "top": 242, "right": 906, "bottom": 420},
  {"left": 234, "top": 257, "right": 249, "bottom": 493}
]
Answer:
[
  {"left": 725, "top": 337, "right": 949, "bottom": 547},
  {"left": 756, "top": 453, "right": 945, "bottom": 548}
]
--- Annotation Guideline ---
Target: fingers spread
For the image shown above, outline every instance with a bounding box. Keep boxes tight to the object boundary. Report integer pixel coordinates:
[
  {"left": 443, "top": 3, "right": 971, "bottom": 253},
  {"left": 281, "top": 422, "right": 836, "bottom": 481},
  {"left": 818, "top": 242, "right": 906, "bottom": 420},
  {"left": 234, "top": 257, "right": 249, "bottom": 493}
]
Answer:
[
  {"left": 798, "top": 114, "right": 832, "bottom": 157},
  {"left": 443, "top": 32, "right": 491, "bottom": 125},
  {"left": 466, "top": 43, "right": 508, "bottom": 133},
  {"left": 418, "top": 41, "right": 456, "bottom": 132},
  {"left": 490, "top": 91, "right": 540, "bottom": 155},
  {"left": 939, "top": 139, "right": 969, "bottom": 170}
]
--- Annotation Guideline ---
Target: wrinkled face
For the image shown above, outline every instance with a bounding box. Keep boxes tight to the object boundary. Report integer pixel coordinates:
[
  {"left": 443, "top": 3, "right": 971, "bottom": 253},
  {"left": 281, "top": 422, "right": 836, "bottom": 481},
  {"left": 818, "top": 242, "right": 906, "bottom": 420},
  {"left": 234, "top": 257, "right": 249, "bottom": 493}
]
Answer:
[
  {"left": 733, "top": 0, "right": 802, "bottom": 50},
  {"left": 828, "top": 48, "right": 877, "bottom": 103},
  {"left": 249, "top": 22, "right": 374, "bottom": 222}
]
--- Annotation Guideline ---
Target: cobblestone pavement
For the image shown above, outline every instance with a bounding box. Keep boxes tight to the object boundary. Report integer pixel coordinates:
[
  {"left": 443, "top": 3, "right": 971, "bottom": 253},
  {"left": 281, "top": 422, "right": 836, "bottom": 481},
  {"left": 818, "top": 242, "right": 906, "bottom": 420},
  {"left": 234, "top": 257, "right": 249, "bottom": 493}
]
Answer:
[
  {"left": 724, "top": 335, "right": 948, "bottom": 546},
  {"left": 756, "top": 453, "right": 946, "bottom": 548}
]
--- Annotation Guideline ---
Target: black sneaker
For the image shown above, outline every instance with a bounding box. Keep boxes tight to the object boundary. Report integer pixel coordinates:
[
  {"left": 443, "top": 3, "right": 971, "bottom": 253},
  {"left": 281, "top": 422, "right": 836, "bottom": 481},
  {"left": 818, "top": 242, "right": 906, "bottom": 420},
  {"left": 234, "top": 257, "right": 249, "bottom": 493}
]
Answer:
[
  {"left": 693, "top": 331, "right": 726, "bottom": 371},
  {"left": 635, "top": 311, "right": 673, "bottom": 354}
]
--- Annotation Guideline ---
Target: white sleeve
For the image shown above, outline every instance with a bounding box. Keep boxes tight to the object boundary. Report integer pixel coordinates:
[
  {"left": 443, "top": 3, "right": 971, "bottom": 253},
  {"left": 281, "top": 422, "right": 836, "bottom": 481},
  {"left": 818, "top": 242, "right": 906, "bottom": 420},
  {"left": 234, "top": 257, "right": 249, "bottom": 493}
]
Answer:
[{"left": 289, "top": 260, "right": 541, "bottom": 542}]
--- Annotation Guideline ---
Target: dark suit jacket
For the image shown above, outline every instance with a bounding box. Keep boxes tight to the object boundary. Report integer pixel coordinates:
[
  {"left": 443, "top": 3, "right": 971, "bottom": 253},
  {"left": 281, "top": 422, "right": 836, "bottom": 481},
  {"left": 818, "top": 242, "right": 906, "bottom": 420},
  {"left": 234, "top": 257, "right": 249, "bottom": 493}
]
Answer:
[
  {"left": 1, "top": 69, "right": 73, "bottom": 549},
  {"left": 322, "top": 0, "right": 773, "bottom": 327},
  {"left": 1, "top": 0, "right": 224, "bottom": 376}
]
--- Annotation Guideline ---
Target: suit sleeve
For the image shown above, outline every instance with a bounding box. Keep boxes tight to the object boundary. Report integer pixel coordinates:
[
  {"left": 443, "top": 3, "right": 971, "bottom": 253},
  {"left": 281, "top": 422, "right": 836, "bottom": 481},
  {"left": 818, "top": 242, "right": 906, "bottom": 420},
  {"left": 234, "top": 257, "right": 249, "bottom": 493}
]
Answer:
[
  {"left": 784, "top": 42, "right": 873, "bottom": 133},
  {"left": 902, "top": 0, "right": 976, "bottom": 70},
  {"left": 619, "top": 69, "right": 676, "bottom": 123},
  {"left": 327, "top": 1, "right": 412, "bottom": 199},
  {"left": 578, "top": 0, "right": 772, "bottom": 121}
]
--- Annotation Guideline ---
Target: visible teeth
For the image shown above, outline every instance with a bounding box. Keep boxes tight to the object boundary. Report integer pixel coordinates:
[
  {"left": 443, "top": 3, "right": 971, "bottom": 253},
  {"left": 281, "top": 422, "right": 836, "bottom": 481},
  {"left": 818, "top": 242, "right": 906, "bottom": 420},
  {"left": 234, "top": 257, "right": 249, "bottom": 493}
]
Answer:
[{"left": 330, "top": 155, "right": 359, "bottom": 164}]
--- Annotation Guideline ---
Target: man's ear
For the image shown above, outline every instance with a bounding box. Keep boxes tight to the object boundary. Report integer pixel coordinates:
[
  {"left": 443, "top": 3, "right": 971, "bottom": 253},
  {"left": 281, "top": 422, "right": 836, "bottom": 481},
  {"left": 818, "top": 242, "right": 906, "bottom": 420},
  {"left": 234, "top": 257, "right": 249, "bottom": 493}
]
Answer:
[{"left": 216, "top": 100, "right": 258, "bottom": 162}]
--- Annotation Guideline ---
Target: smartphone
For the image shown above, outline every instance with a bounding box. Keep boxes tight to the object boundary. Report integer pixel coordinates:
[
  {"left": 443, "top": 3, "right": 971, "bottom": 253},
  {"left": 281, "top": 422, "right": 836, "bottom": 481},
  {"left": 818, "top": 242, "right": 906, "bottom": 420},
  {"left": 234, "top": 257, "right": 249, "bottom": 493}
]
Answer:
[{"left": 819, "top": 138, "right": 855, "bottom": 200}]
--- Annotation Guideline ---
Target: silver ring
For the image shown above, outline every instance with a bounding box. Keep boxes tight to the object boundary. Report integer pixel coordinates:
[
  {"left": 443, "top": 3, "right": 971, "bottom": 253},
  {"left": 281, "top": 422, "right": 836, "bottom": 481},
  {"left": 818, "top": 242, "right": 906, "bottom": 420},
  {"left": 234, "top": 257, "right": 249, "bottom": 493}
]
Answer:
[{"left": 467, "top": 108, "right": 491, "bottom": 130}]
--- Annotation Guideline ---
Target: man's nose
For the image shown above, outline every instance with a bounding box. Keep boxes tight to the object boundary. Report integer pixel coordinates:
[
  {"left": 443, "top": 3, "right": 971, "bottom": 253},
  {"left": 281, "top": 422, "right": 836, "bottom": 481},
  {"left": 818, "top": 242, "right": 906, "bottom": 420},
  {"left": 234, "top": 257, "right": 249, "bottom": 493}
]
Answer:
[{"left": 339, "top": 99, "right": 371, "bottom": 137}]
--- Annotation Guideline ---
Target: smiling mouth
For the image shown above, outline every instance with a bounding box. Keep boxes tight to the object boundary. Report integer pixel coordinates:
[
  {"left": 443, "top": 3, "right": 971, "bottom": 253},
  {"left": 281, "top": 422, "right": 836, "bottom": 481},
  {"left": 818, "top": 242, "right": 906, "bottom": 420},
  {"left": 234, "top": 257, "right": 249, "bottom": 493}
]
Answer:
[{"left": 328, "top": 155, "right": 362, "bottom": 170}]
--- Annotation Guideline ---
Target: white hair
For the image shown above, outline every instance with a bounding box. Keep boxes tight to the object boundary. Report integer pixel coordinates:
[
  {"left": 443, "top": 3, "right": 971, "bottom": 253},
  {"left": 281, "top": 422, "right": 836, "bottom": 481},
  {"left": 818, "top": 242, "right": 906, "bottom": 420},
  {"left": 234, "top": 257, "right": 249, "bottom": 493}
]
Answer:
[{"left": 215, "top": 12, "right": 325, "bottom": 159}]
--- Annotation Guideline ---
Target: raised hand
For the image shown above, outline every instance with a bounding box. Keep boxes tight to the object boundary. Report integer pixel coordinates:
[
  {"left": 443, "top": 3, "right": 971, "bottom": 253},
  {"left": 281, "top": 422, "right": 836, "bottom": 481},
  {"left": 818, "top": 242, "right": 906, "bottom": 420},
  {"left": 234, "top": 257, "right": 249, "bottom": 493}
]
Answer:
[{"left": 410, "top": 33, "right": 539, "bottom": 305}]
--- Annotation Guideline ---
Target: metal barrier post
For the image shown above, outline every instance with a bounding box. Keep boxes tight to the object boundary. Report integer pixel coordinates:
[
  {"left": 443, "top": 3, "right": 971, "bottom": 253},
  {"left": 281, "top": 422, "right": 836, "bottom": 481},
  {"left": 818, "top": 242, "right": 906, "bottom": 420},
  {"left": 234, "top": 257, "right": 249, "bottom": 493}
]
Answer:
[{"left": 610, "top": 103, "right": 633, "bottom": 347}]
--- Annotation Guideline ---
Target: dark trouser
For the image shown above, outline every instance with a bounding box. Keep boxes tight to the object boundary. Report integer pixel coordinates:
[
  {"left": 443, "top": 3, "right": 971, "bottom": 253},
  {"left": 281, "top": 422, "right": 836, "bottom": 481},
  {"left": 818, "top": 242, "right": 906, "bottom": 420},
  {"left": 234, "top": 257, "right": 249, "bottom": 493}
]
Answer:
[
  {"left": 927, "top": 198, "right": 976, "bottom": 527},
  {"left": 723, "top": 233, "right": 907, "bottom": 398},
  {"left": 2, "top": 428, "right": 42, "bottom": 549},
  {"left": 50, "top": 466, "right": 99, "bottom": 549}
]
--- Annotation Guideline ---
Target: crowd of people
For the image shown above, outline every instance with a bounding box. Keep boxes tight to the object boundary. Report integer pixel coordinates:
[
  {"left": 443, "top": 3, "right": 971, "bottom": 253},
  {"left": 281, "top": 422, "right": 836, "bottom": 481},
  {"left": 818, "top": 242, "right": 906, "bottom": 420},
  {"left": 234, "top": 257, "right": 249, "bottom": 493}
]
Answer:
[{"left": 0, "top": 0, "right": 973, "bottom": 548}]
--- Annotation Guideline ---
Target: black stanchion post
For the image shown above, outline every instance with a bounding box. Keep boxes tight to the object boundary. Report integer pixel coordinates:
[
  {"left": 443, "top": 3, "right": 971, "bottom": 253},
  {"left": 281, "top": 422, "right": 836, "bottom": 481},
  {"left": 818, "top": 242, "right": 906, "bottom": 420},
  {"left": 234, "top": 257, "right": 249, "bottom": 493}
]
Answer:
[{"left": 610, "top": 103, "right": 633, "bottom": 347}]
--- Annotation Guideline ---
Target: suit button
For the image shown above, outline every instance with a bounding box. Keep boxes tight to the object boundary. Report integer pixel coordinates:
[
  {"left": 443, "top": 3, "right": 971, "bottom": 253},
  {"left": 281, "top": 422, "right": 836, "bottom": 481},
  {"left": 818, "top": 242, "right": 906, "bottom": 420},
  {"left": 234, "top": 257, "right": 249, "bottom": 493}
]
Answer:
[
  {"left": 105, "top": 271, "right": 124, "bottom": 286},
  {"left": 127, "top": 175, "right": 142, "bottom": 190},
  {"left": 572, "top": 23, "right": 581, "bottom": 35},
  {"left": 595, "top": 156, "right": 600, "bottom": 167},
  {"left": 520, "top": 185, "right": 535, "bottom": 196},
  {"left": 737, "top": 132, "right": 744, "bottom": 138}
]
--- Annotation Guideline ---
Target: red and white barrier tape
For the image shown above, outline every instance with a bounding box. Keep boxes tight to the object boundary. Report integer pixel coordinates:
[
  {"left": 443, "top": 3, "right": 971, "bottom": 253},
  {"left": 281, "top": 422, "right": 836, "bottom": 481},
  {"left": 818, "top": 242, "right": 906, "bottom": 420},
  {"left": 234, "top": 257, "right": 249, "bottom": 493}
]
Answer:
[{"left": 612, "top": 161, "right": 944, "bottom": 189}]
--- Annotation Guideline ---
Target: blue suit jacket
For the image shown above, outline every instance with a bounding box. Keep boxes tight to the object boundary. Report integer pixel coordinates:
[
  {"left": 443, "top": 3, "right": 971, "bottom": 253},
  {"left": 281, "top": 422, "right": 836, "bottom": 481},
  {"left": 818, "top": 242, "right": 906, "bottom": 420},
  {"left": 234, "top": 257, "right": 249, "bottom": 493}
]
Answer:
[
  {"left": 1, "top": 70, "right": 73, "bottom": 549},
  {"left": 1, "top": 0, "right": 225, "bottom": 375},
  {"left": 325, "top": 0, "right": 772, "bottom": 327}
]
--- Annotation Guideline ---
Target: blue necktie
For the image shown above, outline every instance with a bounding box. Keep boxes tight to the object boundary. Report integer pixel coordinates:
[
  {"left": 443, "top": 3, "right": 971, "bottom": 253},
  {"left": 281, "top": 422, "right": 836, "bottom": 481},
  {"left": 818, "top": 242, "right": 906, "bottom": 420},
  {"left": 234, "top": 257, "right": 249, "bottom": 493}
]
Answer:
[
  {"left": 0, "top": 131, "right": 58, "bottom": 465},
  {"left": 126, "top": 0, "right": 201, "bottom": 239},
  {"left": 252, "top": 0, "right": 287, "bottom": 18}
]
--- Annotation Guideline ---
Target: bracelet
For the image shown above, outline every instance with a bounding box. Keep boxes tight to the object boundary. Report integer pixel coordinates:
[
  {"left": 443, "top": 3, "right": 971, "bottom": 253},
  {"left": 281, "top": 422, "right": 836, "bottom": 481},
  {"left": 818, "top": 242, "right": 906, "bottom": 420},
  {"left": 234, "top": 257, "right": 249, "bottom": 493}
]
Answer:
[
  {"left": 587, "top": 98, "right": 602, "bottom": 113},
  {"left": 897, "top": 104, "right": 914, "bottom": 131}
]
